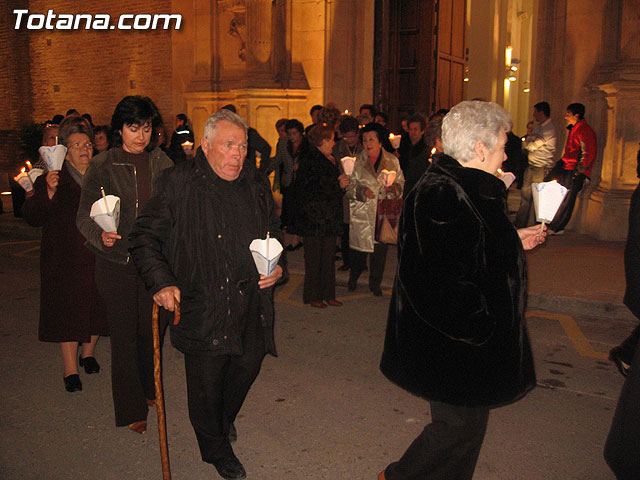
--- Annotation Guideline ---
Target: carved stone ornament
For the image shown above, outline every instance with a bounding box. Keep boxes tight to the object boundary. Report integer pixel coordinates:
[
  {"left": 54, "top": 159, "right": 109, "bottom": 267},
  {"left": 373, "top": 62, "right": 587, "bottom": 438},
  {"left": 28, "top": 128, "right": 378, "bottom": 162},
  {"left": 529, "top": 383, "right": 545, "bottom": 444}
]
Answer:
[{"left": 218, "top": 0, "right": 246, "bottom": 13}]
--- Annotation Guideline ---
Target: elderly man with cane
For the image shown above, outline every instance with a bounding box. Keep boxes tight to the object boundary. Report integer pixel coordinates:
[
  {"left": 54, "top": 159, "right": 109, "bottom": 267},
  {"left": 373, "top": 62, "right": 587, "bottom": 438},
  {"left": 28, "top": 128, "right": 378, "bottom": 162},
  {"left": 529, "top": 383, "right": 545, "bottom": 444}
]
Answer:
[{"left": 129, "top": 109, "right": 283, "bottom": 480}]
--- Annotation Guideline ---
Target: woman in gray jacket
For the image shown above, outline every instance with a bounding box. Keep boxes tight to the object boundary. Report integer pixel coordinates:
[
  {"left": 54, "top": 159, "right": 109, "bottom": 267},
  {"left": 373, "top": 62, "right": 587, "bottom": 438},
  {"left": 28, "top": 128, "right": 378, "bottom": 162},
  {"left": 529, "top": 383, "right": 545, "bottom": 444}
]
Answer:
[
  {"left": 77, "top": 96, "right": 173, "bottom": 434},
  {"left": 345, "top": 123, "right": 404, "bottom": 296}
]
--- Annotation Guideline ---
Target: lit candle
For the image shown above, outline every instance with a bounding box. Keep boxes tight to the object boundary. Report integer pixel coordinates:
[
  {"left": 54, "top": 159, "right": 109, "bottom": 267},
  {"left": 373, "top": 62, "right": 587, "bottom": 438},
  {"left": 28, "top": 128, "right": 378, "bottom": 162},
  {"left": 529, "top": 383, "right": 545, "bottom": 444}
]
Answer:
[
  {"left": 266, "top": 231, "right": 270, "bottom": 260},
  {"left": 344, "top": 109, "right": 350, "bottom": 115},
  {"left": 388, "top": 133, "right": 401, "bottom": 149},
  {"left": 181, "top": 141, "right": 194, "bottom": 156},
  {"left": 25, "top": 161, "right": 32, "bottom": 171},
  {"left": 100, "top": 186, "right": 109, "bottom": 213}
]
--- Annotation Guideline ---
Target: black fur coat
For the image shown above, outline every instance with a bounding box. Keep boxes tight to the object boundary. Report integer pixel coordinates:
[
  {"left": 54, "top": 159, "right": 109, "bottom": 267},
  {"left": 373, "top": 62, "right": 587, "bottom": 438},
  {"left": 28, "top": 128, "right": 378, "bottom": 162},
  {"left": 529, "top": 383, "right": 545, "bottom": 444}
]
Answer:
[{"left": 380, "top": 154, "right": 536, "bottom": 408}]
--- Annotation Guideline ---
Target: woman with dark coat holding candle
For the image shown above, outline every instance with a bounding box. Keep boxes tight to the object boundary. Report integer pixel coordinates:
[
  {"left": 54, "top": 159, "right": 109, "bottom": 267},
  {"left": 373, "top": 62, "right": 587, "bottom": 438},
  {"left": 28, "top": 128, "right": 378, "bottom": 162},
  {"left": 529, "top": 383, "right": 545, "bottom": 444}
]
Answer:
[
  {"left": 296, "top": 124, "right": 349, "bottom": 308},
  {"left": 77, "top": 96, "right": 173, "bottom": 434},
  {"left": 378, "top": 101, "right": 546, "bottom": 480},
  {"left": 23, "top": 115, "right": 108, "bottom": 393}
]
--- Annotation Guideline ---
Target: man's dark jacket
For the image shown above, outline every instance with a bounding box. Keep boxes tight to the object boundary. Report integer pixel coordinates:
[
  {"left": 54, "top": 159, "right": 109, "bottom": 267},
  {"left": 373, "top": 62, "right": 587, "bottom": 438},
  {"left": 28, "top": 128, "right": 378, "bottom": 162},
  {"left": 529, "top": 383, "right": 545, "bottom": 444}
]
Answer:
[
  {"left": 380, "top": 154, "right": 536, "bottom": 407},
  {"left": 129, "top": 151, "right": 282, "bottom": 357}
]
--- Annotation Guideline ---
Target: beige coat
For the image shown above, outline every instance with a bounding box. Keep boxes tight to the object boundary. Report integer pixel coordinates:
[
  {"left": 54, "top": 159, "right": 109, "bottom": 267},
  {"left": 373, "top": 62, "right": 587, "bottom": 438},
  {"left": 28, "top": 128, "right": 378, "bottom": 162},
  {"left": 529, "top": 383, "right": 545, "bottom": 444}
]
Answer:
[{"left": 346, "top": 148, "right": 404, "bottom": 252}]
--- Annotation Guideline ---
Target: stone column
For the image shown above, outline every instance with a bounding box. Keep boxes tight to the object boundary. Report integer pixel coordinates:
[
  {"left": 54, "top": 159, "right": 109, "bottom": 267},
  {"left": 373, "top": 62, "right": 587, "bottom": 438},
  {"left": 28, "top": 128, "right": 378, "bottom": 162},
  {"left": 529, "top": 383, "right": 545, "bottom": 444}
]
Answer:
[
  {"left": 582, "top": 0, "right": 640, "bottom": 240},
  {"left": 245, "top": 0, "right": 276, "bottom": 86}
]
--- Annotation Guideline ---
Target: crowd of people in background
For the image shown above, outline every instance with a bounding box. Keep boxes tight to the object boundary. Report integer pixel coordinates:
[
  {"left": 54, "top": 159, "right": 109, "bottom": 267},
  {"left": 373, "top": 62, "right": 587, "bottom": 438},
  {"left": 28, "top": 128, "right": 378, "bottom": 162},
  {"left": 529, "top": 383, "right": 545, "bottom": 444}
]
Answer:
[{"left": 20, "top": 94, "right": 640, "bottom": 480}]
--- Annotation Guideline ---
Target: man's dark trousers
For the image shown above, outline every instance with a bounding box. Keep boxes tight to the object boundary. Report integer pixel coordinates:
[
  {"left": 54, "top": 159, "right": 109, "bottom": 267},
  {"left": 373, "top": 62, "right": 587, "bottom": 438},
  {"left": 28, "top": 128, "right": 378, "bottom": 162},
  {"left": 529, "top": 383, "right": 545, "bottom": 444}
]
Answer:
[{"left": 183, "top": 290, "right": 266, "bottom": 463}]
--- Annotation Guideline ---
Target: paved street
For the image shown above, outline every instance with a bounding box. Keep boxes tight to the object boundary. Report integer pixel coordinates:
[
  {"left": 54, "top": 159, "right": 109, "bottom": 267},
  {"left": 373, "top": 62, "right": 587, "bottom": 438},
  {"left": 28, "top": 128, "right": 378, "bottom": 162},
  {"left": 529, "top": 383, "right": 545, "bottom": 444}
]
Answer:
[{"left": 0, "top": 214, "right": 635, "bottom": 479}]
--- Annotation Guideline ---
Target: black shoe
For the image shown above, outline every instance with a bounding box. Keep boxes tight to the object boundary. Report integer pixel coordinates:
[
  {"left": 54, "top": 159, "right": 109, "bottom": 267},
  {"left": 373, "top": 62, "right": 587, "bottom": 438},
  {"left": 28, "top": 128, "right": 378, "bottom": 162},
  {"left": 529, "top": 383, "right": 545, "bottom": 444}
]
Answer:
[
  {"left": 228, "top": 422, "right": 237, "bottom": 443},
  {"left": 347, "top": 280, "right": 357, "bottom": 291},
  {"left": 63, "top": 374, "right": 82, "bottom": 392},
  {"left": 609, "top": 346, "right": 631, "bottom": 377},
  {"left": 213, "top": 454, "right": 246, "bottom": 480},
  {"left": 370, "top": 286, "right": 383, "bottom": 296},
  {"left": 79, "top": 356, "right": 100, "bottom": 374}
]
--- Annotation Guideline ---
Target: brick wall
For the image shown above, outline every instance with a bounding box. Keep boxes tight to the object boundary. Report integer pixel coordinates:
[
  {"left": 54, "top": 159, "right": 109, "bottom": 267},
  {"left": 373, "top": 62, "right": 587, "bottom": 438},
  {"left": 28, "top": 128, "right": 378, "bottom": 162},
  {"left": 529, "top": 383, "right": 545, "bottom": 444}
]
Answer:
[
  {"left": 27, "top": 0, "right": 173, "bottom": 124},
  {"left": 1, "top": 0, "right": 175, "bottom": 188}
]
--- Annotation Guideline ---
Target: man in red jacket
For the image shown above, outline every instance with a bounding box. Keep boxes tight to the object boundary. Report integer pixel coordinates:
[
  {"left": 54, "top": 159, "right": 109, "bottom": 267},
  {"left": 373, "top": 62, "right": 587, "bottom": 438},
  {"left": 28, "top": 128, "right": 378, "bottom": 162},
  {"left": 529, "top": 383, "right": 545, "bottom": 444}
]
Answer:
[{"left": 548, "top": 103, "right": 598, "bottom": 234}]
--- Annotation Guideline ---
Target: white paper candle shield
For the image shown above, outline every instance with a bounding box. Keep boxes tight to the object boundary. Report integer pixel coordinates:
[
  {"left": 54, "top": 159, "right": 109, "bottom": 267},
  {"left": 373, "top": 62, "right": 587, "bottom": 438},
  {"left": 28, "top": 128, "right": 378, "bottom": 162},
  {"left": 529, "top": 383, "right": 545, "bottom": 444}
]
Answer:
[
  {"left": 39, "top": 145, "right": 67, "bottom": 171},
  {"left": 497, "top": 170, "right": 516, "bottom": 189},
  {"left": 28, "top": 168, "right": 44, "bottom": 183},
  {"left": 532, "top": 181, "right": 569, "bottom": 223},
  {"left": 14, "top": 170, "right": 33, "bottom": 192},
  {"left": 378, "top": 169, "right": 397, "bottom": 187},
  {"left": 340, "top": 156, "right": 356, "bottom": 176},
  {"left": 90, "top": 195, "right": 121, "bottom": 232},
  {"left": 389, "top": 134, "right": 402, "bottom": 149},
  {"left": 250, "top": 237, "right": 283, "bottom": 276}
]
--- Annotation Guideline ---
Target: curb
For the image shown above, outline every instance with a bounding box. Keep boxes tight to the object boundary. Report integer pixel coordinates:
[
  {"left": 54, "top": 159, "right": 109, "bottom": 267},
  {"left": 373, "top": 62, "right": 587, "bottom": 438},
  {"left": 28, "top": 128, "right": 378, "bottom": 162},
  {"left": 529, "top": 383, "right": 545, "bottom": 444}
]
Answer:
[{"left": 528, "top": 293, "right": 635, "bottom": 322}]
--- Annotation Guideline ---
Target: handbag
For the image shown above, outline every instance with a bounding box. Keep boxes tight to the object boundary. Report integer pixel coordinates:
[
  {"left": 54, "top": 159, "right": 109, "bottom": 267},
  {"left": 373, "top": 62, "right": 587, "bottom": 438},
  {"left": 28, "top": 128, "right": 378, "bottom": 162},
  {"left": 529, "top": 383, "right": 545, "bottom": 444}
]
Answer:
[{"left": 375, "top": 198, "right": 403, "bottom": 244}]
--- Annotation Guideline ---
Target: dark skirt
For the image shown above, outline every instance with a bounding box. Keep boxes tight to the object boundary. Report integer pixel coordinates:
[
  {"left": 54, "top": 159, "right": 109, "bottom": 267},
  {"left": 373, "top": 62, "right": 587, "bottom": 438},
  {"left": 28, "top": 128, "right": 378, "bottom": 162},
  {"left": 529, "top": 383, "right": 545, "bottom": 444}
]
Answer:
[
  {"left": 38, "top": 258, "right": 108, "bottom": 343},
  {"left": 280, "top": 187, "right": 299, "bottom": 234}
]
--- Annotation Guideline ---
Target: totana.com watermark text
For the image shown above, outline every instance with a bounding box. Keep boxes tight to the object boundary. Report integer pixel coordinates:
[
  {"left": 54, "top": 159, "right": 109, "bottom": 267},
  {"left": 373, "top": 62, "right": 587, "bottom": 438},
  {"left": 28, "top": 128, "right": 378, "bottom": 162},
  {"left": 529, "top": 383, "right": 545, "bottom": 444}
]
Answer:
[{"left": 13, "top": 9, "right": 182, "bottom": 30}]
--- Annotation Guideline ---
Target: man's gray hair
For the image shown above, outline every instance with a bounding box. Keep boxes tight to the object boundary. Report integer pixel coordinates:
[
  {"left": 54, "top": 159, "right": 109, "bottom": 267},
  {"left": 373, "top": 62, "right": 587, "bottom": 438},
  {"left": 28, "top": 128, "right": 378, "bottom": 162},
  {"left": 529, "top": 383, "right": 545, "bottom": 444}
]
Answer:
[
  {"left": 441, "top": 101, "right": 512, "bottom": 164},
  {"left": 203, "top": 109, "right": 249, "bottom": 141}
]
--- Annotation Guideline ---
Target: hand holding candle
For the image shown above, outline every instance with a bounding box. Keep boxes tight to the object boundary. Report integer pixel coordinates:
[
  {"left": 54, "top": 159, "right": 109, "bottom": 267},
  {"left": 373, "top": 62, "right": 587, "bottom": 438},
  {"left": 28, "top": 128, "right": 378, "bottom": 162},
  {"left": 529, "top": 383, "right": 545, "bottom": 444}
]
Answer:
[{"left": 45, "top": 171, "right": 60, "bottom": 199}]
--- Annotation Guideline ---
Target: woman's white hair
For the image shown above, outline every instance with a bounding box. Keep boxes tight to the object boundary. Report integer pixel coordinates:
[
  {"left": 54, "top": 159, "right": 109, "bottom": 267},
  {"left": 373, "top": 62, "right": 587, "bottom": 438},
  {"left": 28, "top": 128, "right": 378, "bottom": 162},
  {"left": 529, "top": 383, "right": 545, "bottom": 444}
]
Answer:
[
  {"left": 203, "top": 109, "right": 249, "bottom": 141},
  {"left": 441, "top": 101, "right": 512, "bottom": 164}
]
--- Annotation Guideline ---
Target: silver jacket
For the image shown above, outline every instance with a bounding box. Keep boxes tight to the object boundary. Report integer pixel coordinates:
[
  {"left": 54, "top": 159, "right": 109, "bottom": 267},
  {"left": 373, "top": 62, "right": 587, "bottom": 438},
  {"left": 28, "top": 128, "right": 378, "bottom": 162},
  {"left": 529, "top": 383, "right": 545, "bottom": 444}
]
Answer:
[{"left": 345, "top": 148, "right": 404, "bottom": 253}]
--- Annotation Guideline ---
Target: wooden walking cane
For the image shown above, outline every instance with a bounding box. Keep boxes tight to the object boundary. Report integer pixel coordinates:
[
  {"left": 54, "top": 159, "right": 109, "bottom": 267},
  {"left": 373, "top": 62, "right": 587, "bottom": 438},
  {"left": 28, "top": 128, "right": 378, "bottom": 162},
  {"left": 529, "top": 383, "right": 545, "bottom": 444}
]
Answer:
[{"left": 153, "top": 301, "right": 180, "bottom": 480}]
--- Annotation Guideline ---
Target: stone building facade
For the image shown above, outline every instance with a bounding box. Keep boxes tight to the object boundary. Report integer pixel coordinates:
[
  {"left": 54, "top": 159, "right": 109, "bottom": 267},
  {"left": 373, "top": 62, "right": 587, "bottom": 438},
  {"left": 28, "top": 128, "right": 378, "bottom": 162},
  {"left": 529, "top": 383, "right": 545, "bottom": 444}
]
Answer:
[{"left": 2, "top": 0, "right": 639, "bottom": 240}]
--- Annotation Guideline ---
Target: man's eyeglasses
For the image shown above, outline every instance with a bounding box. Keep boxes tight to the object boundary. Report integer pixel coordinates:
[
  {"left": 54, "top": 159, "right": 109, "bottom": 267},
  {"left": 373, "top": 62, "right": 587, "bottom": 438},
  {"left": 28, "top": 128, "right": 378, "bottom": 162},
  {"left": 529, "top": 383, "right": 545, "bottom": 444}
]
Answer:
[{"left": 69, "top": 142, "right": 93, "bottom": 150}]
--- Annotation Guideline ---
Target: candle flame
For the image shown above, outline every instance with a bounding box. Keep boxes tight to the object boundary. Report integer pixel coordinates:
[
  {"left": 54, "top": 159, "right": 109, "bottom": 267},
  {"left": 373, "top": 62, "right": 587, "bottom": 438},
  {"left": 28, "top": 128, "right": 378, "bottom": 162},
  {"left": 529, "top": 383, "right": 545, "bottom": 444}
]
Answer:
[
  {"left": 181, "top": 141, "right": 194, "bottom": 147},
  {"left": 497, "top": 168, "right": 503, "bottom": 175},
  {"left": 25, "top": 161, "right": 32, "bottom": 171},
  {"left": 344, "top": 109, "right": 349, "bottom": 115},
  {"left": 21, "top": 167, "right": 26, "bottom": 173},
  {"left": 431, "top": 147, "right": 437, "bottom": 155}
]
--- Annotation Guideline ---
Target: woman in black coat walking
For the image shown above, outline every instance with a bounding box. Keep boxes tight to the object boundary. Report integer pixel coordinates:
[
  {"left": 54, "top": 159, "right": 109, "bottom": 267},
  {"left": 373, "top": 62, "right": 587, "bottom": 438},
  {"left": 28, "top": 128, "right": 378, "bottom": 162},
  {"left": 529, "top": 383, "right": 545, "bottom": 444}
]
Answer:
[
  {"left": 296, "top": 124, "right": 349, "bottom": 308},
  {"left": 378, "top": 101, "right": 547, "bottom": 480},
  {"left": 22, "top": 115, "right": 108, "bottom": 393}
]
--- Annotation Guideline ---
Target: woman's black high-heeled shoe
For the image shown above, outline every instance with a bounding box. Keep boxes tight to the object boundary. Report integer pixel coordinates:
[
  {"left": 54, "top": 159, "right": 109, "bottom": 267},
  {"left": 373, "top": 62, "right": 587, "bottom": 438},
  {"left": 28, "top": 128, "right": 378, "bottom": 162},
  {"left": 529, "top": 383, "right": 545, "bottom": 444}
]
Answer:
[
  {"left": 609, "top": 346, "right": 630, "bottom": 377},
  {"left": 79, "top": 356, "right": 100, "bottom": 374},
  {"left": 63, "top": 374, "right": 82, "bottom": 392}
]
